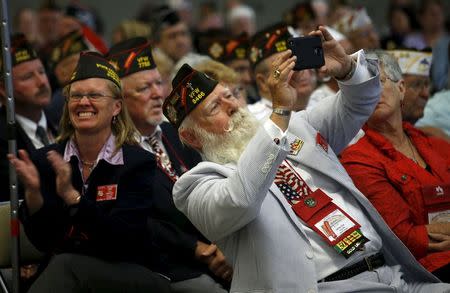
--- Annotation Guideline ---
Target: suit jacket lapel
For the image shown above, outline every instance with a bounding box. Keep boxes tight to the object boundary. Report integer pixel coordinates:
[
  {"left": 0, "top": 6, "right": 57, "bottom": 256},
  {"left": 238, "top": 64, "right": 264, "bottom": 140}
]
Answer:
[{"left": 16, "top": 122, "right": 37, "bottom": 153}]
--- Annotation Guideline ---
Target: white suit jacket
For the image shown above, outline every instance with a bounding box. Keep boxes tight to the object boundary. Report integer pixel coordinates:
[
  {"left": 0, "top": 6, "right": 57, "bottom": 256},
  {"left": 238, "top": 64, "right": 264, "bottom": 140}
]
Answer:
[{"left": 173, "top": 56, "right": 439, "bottom": 293}]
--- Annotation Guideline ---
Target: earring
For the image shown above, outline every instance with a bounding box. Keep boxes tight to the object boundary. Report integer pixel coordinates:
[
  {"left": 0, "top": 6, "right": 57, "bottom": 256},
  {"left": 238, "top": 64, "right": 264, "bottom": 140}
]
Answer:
[{"left": 112, "top": 116, "right": 118, "bottom": 124}]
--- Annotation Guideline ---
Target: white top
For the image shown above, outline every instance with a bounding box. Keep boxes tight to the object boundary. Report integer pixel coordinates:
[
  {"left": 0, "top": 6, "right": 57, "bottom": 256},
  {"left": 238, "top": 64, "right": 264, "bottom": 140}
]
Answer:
[
  {"left": 139, "top": 125, "right": 169, "bottom": 155},
  {"left": 15, "top": 111, "right": 52, "bottom": 149},
  {"left": 265, "top": 120, "right": 382, "bottom": 280}
]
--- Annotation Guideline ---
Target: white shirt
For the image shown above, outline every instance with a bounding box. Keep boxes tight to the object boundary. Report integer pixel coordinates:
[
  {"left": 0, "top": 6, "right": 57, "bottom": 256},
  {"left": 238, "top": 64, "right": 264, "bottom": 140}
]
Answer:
[
  {"left": 139, "top": 125, "right": 169, "bottom": 155},
  {"left": 15, "top": 111, "right": 53, "bottom": 149},
  {"left": 264, "top": 119, "right": 382, "bottom": 280},
  {"left": 262, "top": 51, "right": 383, "bottom": 279}
]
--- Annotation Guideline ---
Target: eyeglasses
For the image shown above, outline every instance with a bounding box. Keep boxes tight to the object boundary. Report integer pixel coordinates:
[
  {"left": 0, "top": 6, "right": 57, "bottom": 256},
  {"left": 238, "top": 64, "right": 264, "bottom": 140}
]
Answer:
[{"left": 68, "top": 93, "right": 116, "bottom": 101}]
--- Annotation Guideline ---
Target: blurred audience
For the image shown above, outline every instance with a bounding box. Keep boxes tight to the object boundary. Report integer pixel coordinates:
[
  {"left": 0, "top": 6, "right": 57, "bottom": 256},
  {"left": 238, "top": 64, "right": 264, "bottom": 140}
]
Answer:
[
  {"left": 112, "top": 20, "right": 152, "bottom": 45},
  {"left": 341, "top": 50, "right": 450, "bottom": 282},
  {"left": 13, "top": 8, "right": 41, "bottom": 47},
  {"left": 196, "top": 31, "right": 256, "bottom": 104},
  {"left": 151, "top": 5, "right": 193, "bottom": 63},
  {"left": 403, "top": 0, "right": 448, "bottom": 50},
  {"left": 430, "top": 36, "right": 450, "bottom": 93},
  {"left": 196, "top": 2, "right": 224, "bottom": 33},
  {"left": 381, "top": 5, "right": 416, "bottom": 50},
  {"left": 284, "top": 2, "right": 317, "bottom": 36},
  {"left": 417, "top": 42, "right": 450, "bottom": 138},
  {"left": 333, "top": 7, "right": 380, "bottom": 52},
  {"left": 37, "top": 0, "right": 63, "bottom": 54},
  {"left": 226, "top": 4, "right": 256, "bottom": 37}
]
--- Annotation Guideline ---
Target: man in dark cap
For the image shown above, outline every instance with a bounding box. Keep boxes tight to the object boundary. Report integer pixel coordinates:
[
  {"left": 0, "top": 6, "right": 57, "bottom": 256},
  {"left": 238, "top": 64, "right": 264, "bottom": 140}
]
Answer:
[
  {"left": 163, "top": 26, "right": 450, "bottom": 292},
  {"left": 107, "top": 37, "right": 231, "bottom": 293},
  {"left": 248, "top": 23, "right": 316, "bottom": 121},
  {"left": 0, "top": 33, "right": 57, "bottom": 201},
  {"left": 46, "top": 29, "right": 106, "bottom": 126},
  {"left": 197, "top": 31, "right": 258, "bottom": 104},
  {"left": 151, "top": 5, "right": 193, "bottom": 63}
]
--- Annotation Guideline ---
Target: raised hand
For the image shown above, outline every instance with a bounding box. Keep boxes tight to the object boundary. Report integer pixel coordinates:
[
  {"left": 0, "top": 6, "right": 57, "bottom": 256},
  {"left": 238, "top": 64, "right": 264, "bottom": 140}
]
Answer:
[
  {"left": 195, "top": 241, "right": 233, "bottom": 282},
  {"left": 267, "top": 50, "right": 297, "bottom": 110},
  {"left": 46, "top": 151, "right": 79, "bottom": 205},
  {"left": 8, "top": 150, "right": 43, "bottom": 213},
  {"left": 308, "top": 26, "right": 353, "bottom": 79}
]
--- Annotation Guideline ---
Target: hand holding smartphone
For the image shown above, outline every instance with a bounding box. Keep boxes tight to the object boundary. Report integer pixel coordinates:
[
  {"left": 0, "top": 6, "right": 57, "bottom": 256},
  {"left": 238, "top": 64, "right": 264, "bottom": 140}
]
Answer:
[{"left": 287, "top": 36, "right": 325, "bottom": 71}]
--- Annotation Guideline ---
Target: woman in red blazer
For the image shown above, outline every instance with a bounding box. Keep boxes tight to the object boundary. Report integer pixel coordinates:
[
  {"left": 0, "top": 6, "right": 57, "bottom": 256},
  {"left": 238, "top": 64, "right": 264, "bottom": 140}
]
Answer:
[{"left": 340, "top": 50, "right": 450, "bottom": 281}]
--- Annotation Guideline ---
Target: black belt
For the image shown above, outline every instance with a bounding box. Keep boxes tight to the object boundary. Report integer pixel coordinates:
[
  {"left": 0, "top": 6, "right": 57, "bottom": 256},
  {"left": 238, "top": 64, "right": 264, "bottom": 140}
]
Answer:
[{"left": 323, "top": 253, "right": 385, "bottom": 282}]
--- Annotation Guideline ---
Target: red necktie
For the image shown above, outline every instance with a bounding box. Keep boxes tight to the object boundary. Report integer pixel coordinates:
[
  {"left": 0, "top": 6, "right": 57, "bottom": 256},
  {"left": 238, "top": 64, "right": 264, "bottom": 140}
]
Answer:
[{"left": 148, "top": 135, "right": 179, "bottom": 182}]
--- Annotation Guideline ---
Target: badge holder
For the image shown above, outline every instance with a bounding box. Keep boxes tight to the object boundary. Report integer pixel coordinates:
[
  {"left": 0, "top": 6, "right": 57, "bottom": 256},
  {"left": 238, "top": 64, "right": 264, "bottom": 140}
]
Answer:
[{"left": 292, "top": 189, "right": 369, "bottom": 258}]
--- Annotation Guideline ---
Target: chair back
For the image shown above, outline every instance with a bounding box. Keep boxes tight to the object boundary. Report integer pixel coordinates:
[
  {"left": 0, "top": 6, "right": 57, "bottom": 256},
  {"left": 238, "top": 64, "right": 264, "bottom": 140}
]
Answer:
[{"left": 0, "top": 202, "right": 43, "bottom": 268}]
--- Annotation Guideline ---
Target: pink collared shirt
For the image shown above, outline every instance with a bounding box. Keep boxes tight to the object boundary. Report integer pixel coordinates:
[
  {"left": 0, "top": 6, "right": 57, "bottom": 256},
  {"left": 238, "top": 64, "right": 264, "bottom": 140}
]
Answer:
[{"left": 63, "top": 134, "right": 124, "bottom": 180}]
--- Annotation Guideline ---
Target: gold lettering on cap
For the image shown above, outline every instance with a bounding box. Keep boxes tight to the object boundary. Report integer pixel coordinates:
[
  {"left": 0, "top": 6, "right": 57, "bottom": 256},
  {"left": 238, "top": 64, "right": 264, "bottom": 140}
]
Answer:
[
  {"left": 190, "top": 87, "right": 205, "bottom": 104},
  {"left": 137, "top": 56, "right": 151, "bottom": 68},
  {"left": 96, "top": 63, "right": 120, "bottom": 85},
  {"left": 15, "top": 50, "right": 31, "bottom": 63},
  {"left": 235, "top": 48, "right": 246, "bottom": 59},
  {"left": 275, "top": 41, "right": 287, "bottom": 52}
]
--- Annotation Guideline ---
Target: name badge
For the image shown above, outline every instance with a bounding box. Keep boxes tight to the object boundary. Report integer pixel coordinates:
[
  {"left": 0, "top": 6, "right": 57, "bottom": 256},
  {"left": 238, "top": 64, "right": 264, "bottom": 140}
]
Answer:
[
  {"left": 422, "top": 183, "right": 450, "bottom": 223},
  {"left": 96, "top": 184, "right": 118, "bottom": 201},
  {"left": 292, "top": 189, "right": 369, "bottom": 258}
]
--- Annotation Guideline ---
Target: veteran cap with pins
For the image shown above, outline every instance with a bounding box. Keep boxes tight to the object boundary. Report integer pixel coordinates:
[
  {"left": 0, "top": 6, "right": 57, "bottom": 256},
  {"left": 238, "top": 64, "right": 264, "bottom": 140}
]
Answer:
[
  {"left": 107, "top": 37, "right": 156, "bottom": 78},
  {"left": 69, "top": 51, "right": 121, "bottom": 89},
  {"left": 49, "top": 30, "right": 93, "bottom": 71},
  {"left": 1, "top": 33, "right": 39, "bottom": 76},
  {"left": 163, "top": 63, "right": 218, "bottom": 128},
  {"left": 11, "top": 33, "right": 39, "bottom": 67},
  {"left": 197, "top": 31, "right": 249, "bottom": 64},
  {"left": 249, "top": 22, "right": 294, "bottom": 67},
  {"left": 387, "top": 48, "right": 433, "bottom": 77}
]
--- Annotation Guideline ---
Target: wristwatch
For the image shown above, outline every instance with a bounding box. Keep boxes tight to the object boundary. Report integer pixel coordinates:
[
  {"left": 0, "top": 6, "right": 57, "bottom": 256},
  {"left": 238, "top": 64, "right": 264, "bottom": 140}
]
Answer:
[{"left": 272, "top": 108, "right": 291, "bottom": 116}]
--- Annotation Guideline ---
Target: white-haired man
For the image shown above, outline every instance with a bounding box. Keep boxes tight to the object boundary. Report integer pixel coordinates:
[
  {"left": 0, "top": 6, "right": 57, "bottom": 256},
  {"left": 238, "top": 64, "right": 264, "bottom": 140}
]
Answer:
[{"left": 162, "top": 26, "right": 450, "bottom": 292}]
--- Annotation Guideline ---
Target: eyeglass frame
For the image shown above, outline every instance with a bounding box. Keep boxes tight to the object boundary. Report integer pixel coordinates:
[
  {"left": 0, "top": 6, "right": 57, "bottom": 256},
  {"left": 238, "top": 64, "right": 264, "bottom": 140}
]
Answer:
[{"left": 66, "top": 92, "right": 117, "bottom": 101}]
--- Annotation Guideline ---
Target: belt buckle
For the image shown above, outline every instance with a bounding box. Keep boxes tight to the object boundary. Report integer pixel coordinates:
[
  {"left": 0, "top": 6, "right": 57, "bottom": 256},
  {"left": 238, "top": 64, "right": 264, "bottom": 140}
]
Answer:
[{"left": 364, "top": 256, "right": 373, "bottom": 271}]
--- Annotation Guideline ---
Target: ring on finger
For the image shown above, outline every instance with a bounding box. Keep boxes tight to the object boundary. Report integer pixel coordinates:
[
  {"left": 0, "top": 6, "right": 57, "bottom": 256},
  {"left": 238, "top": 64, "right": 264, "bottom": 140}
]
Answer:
[{"left": 273, "top": 69, "right": 281, "bottom": 79}]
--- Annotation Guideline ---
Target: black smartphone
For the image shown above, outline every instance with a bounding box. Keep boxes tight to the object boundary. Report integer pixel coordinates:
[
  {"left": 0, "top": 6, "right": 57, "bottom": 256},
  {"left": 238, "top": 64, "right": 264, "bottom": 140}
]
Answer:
[{"left": 287, "top": 36, "right": 325, "bottom": 71}]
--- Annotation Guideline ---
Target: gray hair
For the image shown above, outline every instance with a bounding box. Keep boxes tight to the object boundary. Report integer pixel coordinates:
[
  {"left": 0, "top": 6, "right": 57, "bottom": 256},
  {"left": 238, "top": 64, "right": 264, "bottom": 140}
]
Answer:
[{"left": 365, "top": 49, "right": 403, "bottom": 82}]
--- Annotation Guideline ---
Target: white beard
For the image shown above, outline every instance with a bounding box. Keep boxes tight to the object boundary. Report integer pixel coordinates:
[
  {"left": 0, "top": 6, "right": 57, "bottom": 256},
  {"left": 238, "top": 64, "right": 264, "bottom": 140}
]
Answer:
[{"left": 194, "top": 108, "right": 259, "bottom": 164}]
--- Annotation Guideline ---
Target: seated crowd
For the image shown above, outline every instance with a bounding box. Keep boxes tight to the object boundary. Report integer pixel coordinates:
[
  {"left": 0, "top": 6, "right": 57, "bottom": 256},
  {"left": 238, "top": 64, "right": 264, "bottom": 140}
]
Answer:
[{"left": 1, "top": 0, "right": 450, "bottom": 292}]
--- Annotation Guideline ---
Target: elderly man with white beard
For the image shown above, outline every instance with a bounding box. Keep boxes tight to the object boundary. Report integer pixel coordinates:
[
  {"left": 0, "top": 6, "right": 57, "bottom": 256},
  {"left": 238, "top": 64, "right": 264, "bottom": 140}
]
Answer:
[{"left": 163, "top": 26, "right": 450, "bottom": 293}]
